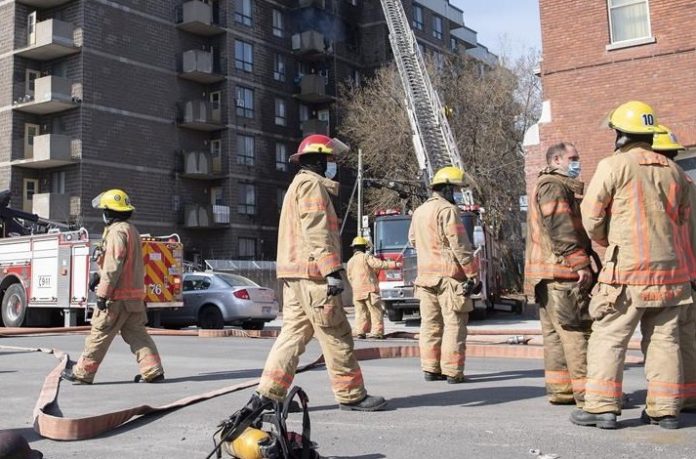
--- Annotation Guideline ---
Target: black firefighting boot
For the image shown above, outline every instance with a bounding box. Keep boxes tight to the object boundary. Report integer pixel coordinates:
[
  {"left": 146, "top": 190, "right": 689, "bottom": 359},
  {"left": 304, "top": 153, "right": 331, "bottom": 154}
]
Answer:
[
  {"left": 641, "top": 410, "right": 679, "bottom": 430},
  {"left": 424, "top": 371, "right": 446, "bottom": 382},
  {"left": 339, "top": 394, "right": 388, "bottom": 412},
  {"left": 134, "top": 373, "right": 165, "bottom": 383},
  {"left": 61, "top": 368, "right": 92, "bottom": 385},
  {"left": 569, "top": 409, "right": 617, "bottom": 429}
]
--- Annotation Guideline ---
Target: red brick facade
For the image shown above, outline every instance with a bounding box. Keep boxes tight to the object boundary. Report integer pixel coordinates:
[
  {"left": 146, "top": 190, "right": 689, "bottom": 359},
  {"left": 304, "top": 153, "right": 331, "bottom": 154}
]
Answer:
[{"left": 525, "top": 0, "right": 696, "bottom": 194}]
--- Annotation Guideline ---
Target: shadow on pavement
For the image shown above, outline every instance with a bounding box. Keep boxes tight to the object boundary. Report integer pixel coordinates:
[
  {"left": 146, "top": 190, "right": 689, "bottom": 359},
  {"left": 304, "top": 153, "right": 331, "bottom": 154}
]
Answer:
[
  {"left": 93, "top": 368, "right": 262, "bottom": 385},
  {"left": 326, "top": 455, "right": 386, "bottom": 459},
  {"left": 465, "top": 368, "right": 544, "bottom": 383}
]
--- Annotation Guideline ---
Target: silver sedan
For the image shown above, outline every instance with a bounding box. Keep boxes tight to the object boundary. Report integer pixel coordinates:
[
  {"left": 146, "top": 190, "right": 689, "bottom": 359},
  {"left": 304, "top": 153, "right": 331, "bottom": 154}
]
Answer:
[{"left": 160, "top": 272, "right": 279, "bottom": 330}]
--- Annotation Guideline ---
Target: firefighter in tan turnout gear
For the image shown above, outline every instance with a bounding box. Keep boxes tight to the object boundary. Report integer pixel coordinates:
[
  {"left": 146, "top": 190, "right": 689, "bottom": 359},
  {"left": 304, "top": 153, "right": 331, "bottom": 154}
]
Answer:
[
  {"left": 252, "top": 134, "right": 387, "bottom": 412},
  {"left": 571, "top": 101, "right": 692, "bottom": 430},
  {"left": 408, "top": 166, "right": 478, "bottom": 384},
  {"left": 524, "top": 142, "right": 593, "bottom": 407},
  {"left": 347, "top": 236, "right": 399, "bottom": 339},
  {"left": 62, "top": 189, "right": 165, "bottom": 384}
]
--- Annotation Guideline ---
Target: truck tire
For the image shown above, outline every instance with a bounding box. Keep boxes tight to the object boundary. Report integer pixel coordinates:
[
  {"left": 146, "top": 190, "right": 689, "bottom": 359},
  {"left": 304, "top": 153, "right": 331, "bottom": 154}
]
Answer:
[
  {"left": 1, "top": 284, "right": 28, "bottom": 327},
  {"left": 198, "top": 305, "right": 224, "bottom": 330},
  {"left": 387, "top": 307, "right": 403, "bottom": 322}
]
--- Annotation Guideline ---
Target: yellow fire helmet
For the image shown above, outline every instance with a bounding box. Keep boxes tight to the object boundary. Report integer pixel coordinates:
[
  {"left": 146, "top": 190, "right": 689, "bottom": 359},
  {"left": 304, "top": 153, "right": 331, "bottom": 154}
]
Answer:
[
  {"left": 351, "top": 236, "right": 369, "bottom": 247},
  {"left": 608, "top": 100, "right": 667, "bottom": 135},
  {"left": 652, "top": 125, "right": 685, "bottom": 152},
  {"left": 223, "top": 427, "right": 271, "bottom": 459},
  {"left": 431, "top": 166, "right": 466, "bottom": 188},
  {"left": 91, "top": 189, "right": 135, "bottom": 212}
]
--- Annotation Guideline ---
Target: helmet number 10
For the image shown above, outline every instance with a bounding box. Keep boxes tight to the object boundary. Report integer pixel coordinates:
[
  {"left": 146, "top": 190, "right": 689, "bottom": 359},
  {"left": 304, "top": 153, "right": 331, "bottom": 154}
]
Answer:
[{"left": 642, "top": 114, "right": 655, "bottom": 126}]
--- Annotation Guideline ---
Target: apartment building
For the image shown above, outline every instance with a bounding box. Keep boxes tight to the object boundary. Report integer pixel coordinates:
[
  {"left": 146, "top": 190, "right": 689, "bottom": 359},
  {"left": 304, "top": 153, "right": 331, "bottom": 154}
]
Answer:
[
  {"left": 0, "top": 0, "right": 494, "bottom": 262},
  {"left": 524, "top": 0, "right": 696, "bottom": 195}
]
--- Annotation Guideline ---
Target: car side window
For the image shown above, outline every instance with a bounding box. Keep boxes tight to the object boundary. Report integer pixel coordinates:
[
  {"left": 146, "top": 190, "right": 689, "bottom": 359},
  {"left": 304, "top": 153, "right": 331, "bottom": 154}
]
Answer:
[
  {"left": 200, "top": 278, "right": 212, "bottom": 290},
  {"left": 182, "top": 280, "right": 195, "bottom": 292}
]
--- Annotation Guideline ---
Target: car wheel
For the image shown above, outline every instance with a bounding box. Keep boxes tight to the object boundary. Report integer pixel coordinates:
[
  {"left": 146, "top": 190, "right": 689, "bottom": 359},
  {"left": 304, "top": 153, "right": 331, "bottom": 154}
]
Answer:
[
  {"left": 387, "top": 308, "right": 403, "bottom": 322},
  {"left": 198, "top": 306, "right": 224, "bottom": 330},
  {"left": 242, "top": 320, "right": 265, "bottom": 331},
  {"left": 1, "top": 284, "right": 28, "bottom": 327}
]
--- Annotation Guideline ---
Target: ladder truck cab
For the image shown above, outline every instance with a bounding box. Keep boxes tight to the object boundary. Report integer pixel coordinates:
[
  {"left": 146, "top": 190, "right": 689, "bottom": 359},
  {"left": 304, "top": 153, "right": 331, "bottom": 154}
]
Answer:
[{"left": 0, "top": 190, "right": 184, "bottom": 328}]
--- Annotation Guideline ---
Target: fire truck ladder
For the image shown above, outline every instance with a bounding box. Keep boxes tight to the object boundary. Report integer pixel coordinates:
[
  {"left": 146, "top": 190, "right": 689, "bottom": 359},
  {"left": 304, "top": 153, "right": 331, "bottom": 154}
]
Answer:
[{"left": 379, "top": 0, "right": 462, "bottom": 183}]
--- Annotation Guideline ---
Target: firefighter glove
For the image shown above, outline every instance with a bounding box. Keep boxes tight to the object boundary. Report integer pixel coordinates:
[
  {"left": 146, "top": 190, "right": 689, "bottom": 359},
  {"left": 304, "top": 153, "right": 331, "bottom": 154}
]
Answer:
[
  {"left": 326, "top": 272, "right": 344, "bottom": 297},
  {"left": 96, "top": 296, "right": 108, "bottom": 311},
  {"left": 461, "top": 278, "right": 482, "bottom": 297},
  {"left": 89, "top": 272, "right": 101, "bottom": 292}
]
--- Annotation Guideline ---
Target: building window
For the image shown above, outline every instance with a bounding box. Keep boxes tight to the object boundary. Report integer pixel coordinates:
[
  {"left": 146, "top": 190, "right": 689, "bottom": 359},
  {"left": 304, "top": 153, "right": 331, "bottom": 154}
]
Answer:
[
  {"left": 274, "top": 53, "right": 286, "bottom": 82},
  {"left": 234, "top": 40, "right": 253, "bottom": 72},
  {"left": 299, "top": 104, "right": 310, "bottom": 123},
  {"left": 236, "top": 135, "right": 255, "bottom": 166},
  {"left": 235, "top": 0, "right": 252, "bottom": 26},
  {"left": 236, "top": 86, "right": 254, "bottom": 118},
  {"left": 450, "top": 37, "right": 458, "bottom": 52},
  {"left": 608, "top": 0, "right": 651, "bottom": 44},
  {"left": 272, "top": 9, "right": 283, "bottom": 37},
  {"left": 412, "top": 4, "right": 424, "bottom": 31},
  {"left": 51, "top": 171, "right": 66, "bottom": 194},
  {"left": 238, "top": 237, "right": 256, "bottom": 259},
  {"left": 276, "top": 188, "right": 286, "bottom": 211},
  {"left": 238, "top": 183, "right": 256, "bottom": 215},
  {"left": 432, "top": 15, "right": 443, "bottom": 40},
  {"left": 275, "top": 143, "right": 288, "bottom": 171},
  {"left": 275, "top": 98, "right": 287, "bottom": 126}
]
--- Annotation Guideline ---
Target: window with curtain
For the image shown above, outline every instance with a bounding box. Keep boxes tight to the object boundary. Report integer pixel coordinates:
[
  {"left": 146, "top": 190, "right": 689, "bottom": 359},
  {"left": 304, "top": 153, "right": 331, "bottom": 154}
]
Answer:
[
  {"left": 608, "top": 0, "right": 651, "bottom": 43},
  {"left": 275, "top": 98, "right": 287, "bottom": 126},
  {"left": 274, "top": 53, "right": 286, "bottom": 82},
  {"left": 238, "top": 237, "right": 256, "bottom": 259},
  {"left": 236, "top": 86, "right": 254, "bottom": 118},
  {"left": 238, "top": 183, "right": 256, "bottom": 215},
  {"left": 412, "top": 4, "right": 424, "bottom": 31},
  {"left": 236, "top": 135, "right": 255, "bottom": 166},
  {"left": 432, "top": 15, "right": 443, "bottom": 40},
  {"left": 275, "top": 143, "right": 288, "bottom": 171},
  {"left": 234, "top": 40, "right": 253, "bottom": 72},
  {"left": 272, "top": 9, "right": 283, "bottom": 37},
  {"left": 235, "top": 0, "right": 252, "bottom": 26}
]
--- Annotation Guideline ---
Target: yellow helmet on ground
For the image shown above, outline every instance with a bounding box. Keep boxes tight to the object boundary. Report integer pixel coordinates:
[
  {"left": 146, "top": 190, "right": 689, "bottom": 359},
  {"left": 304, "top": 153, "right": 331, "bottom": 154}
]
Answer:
[
  {"left": 431, "top": 166, "right": 466, "bottom": 188},
  {"left": 223, "top": 427, "right": 271, "bottom": 459},
  {"left": 608, "top": 100, "right": 666, "bottom": 134},
  {"left": 652, "top": 125, "right": 685, "bottom": 152},
  {"left": 351, "top": 236, "right": 369, "bottom": 247},
  {"left": 91, "top": 189, "right": 135, "bottom": 212}
]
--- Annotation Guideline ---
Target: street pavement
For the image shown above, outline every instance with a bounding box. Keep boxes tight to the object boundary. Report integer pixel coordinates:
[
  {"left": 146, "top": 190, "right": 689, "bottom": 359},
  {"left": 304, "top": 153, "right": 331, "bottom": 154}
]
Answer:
[{"left": 1, "top": 314, "right": 693, "bottom": 459}]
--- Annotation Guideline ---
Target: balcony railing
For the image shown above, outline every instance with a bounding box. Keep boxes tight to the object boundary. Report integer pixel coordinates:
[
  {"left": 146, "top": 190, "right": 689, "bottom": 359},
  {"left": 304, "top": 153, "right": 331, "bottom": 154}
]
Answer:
[
  {"left": 291, "top": 31, "right": 327, "bottom": 59},
  {"left": 179, "top": 50, "right": 226, "bottom": 84},
  {"left": 175, "top": 1, "right": 224, "bottom": 36},
  {"left": 177, "top": 100, "right": 224, "bottom": 131},
  {"left": 294, "top": 74, "right": 333, "bottom": 104},
  {"left": 16, "top": 0, "right": 72, "bottom": 7},
  {"left": 17, "top": 134, "right": 75, "bottom": 168},
  {"left": 15, "top": 19, "right": 80, "bottom": 61},
  {"left": 301, "top": 118, "right": 329, "bottom": 137},
  {"left": 183, "top": 204, "right": 230, "bottom": 228},
  {"left": 181, "top": 150, "right": 223, "bottom": 179},
  {"left": 13, "top": 76, "right": 78, "bottom": 115}
]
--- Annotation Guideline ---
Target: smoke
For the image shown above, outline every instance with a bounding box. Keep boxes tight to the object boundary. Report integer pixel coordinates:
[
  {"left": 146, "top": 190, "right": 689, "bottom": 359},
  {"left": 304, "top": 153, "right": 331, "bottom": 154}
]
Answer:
[{"left": 290, "top": 8, "right": 346, "bottom": 42}]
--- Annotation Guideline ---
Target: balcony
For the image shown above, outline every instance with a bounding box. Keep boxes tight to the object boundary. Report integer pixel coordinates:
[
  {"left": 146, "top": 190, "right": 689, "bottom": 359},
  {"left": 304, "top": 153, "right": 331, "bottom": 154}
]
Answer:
[
  {"left": 181, "top": 151, "right": 223, "bottom": 179},
  {"left": 301, "top": 118, "right": 329, "bottom": 137},
  {"left": 16, "top": 135, "right": 75, "bottom": 169},
  {"left": 177, "top": 100, "right": 224, "bottom": 131},
  {"left": 294, "top": 74, "right": 333, "bottom": 104},
  {"left": 16, "top": 0, "right": 72, "bottom": 7},
  {"left": 298, "top": 0, "right": 326, "bottom": 8},
  {"left": 292, "top": 31, "right": 327, "bottom": 60},
  {"left": 183, "top": 204, "right": 230, "bottom": 228},
  {"left": 15, "top": 19, "right": 80, "bottom": 61},
  {"left": 32, "top": 193, "right": 71, "bottom": 222},
  {"left": 176, "top": 1, "right": 224, "bottom": 36},
  {"left": 13, "top": 76, "right": 78, "bottom": 115},
  {"left": 178, "top": 50, "right": 225, "bottom": 84}
]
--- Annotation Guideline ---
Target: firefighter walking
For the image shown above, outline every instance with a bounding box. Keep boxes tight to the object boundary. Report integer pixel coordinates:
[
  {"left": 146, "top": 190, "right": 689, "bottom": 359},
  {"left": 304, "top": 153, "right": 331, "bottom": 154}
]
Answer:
[
  {"left": 524, "top": 142, "right": 593, "bottom": 407},
  {"left": 254, "top": 134, "right": 387, "bottom": 411},
  {"left": 408, "top": 166, "right": 478, "bottom": 384},
  {"left": 62, "top": 189, "right": 164, "bottom": 384},
  {"left": 571, "top": 101, "right": 692, "bottom": 430},
  {"left": 347, "top": 236, "right": 399, "bottom": 339}
]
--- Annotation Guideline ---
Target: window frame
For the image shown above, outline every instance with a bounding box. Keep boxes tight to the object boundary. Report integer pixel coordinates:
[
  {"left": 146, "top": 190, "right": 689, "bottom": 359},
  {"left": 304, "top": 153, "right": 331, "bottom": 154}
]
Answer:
[
  {"left": 237, "top": 183, "right": 257, "bottom": 215},
  {"left": 272, "top": 9, "right": 283, "bottom": 37},
  {"left": 273, "top": 53, "right": 286, "bottom": 82},
  {"left": 238, "top": 237, "right": 257, "bottom": 259},
  {"left": 412, "top": 4, "right": 424, "bottom": 31},
  {"left": 234, "top": 0, "right": 252, "bottom": 26},
  {"left": 606, "top": 0, "right": 654, "bottom": 48},
  {"left": 275, "top": 143, "right": 288, "bottom": 171},
  {"left": 236, "top": 134, "right": 255, "bottom": 166},
  {"left": 234, "top": 39, "right": 253, "bottom": 72},
  {"left": 432, "top": 15, "right": 443, "bottom": 40},
  {"left": 236, "top": 86, "right": 254, "bottom": 118},
  {"left": 274, "top": 98, "right": 287, "bottom": 126}
]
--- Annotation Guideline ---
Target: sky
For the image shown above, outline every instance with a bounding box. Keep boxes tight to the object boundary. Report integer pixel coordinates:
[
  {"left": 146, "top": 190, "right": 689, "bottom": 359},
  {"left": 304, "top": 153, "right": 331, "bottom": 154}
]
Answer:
[{"left": 452, "top": 0, "right": 542, "bottom": 60}]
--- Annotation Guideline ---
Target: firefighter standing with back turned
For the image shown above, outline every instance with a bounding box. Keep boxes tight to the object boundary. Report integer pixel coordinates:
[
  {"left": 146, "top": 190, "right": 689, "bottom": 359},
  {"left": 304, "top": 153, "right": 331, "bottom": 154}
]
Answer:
[
  {"left": 571, "top": 101, "right": 692, "bottom": 430},
  {"left": 62, "top": 189, "right": 165, "bottom": 384},
  {"left": 347, "top": 236, "right": 399, "bottom": 340},
  {"left": 524, "top": 142, "right": 593, "bottom": 407},
  {"left": 250, "top": 134, "right": 387, "bottom": 411},
  {"left": 408, "top": 166, "right": 478, "bottom": 384}
]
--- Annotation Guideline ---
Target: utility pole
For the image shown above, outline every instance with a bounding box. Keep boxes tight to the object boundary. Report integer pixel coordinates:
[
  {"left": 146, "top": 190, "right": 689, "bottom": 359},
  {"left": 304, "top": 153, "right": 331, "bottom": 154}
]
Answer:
[{"left": 357, "top": 148, "right": 363, "bottom": 237}]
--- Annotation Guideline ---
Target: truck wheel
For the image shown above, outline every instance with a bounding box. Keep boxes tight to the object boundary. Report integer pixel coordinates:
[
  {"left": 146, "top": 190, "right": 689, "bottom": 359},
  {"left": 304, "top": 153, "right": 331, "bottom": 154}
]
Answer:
[
  {"left": 1, "top": 284, "right": 28, "bottom": 327},
  {"left": 387, "top": 308, "right": 403, "bottom": 322},
  {"left": 198, "top": 305, "right": 224, "bottom": 330}
]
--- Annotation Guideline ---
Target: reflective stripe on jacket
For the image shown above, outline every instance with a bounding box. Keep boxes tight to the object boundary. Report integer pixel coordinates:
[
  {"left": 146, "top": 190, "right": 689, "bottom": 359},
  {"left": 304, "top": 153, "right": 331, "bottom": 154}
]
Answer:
[
  {"left": 408, "top": 194, "right": 477, "bottom": 287},
  {"left": 347, "top": 252, "right": 397, "bottom": 300},
  {"left": 524, "top": 168, "right": 591, "bottom": 296},
  {"left": 276, "top": 170, "right": 343, "bottom": 280},
  {"left": 581, "top": 143, "right": 692, "bottom": 286},
  {"left": 96, "top": 221, "right": 145, "bottom": 301}
]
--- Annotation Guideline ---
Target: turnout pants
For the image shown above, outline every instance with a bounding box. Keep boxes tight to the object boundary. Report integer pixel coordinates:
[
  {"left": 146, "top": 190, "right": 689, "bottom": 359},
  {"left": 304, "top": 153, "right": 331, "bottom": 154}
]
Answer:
[
  {"left": 538, "top": 281, "right": 591, "bottom": 406},
  {"left": 584, "top": 286, "right": 684, "bottom": 417},
  {"left": 417, "top": 278, "right": 471, "bottom": 378},
  {"left": 258, "top": 279, "right": 367, "bottom": 404},
  {"left": 353, "top": 293, "right": 385, "bottom": 336},
  {"left": 73, "top": 300, "right": 163, "bottom": 383},
  {"left": 679, "top": 302, "right": 696, "bottom": 410}
]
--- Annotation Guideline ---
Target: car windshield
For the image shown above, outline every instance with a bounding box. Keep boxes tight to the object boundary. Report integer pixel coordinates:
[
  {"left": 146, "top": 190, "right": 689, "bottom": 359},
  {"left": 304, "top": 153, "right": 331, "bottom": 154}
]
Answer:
[
  {"left": 374, "top": 218, "right": 411, "bottom": 252},
  {"left": 215, "top": 273, "right": 259, "bottom": 287}
]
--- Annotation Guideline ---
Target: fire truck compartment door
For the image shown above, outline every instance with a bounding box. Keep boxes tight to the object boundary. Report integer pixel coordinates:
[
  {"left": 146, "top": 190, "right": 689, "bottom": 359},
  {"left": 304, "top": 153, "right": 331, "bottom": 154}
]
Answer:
[
  {"left": 31, "top": 239, "right": 59, "bottom": 302},
  {"left": 71, "top": 245, "right": 90, "bottom": 305}
]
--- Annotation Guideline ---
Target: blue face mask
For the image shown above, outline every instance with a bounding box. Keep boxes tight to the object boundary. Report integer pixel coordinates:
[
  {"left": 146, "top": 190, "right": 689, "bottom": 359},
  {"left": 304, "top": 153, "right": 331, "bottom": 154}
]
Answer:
[{"left": 567, "top": 161, "right": 581, "bottom": 178}]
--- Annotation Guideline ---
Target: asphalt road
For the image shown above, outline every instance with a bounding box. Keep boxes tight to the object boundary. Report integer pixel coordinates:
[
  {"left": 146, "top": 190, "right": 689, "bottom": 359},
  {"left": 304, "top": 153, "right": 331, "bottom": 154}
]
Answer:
[{"left": 1, "top": 321, "right": 694, "bottom": 459}]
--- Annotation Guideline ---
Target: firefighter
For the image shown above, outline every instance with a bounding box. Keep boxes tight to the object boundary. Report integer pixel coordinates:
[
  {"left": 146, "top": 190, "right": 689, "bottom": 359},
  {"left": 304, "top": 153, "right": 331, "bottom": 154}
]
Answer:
[
  {"left": 649, "top": 126, "right": 696, "bottom": 413},
  {"left": 254, "top": 134, "right": 387, "bottom": 411},
  {"left": 408, "top": 166, "right": 478, "bottom": 384},
  {"left": 61, "top": 189, "right": 164, "bottom": 384},
  {"left": 347, "top": 236, "right": 400, "bottom": 339},
  {"left": 571, "top": 101, "right": 692, "bottom": 430},
  {"left": 524, "top": 142, "right": 593, "bottom": 407}
]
